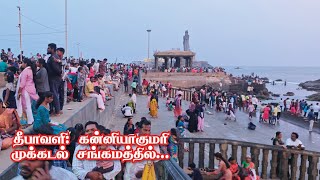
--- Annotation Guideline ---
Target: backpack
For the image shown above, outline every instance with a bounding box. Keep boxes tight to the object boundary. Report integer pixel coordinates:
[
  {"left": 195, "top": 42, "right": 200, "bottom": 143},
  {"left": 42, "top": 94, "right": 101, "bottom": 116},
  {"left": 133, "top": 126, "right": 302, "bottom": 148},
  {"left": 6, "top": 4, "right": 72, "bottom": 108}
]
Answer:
[{"left": 237, "top": 164, "right": 248, "bottom": 178}]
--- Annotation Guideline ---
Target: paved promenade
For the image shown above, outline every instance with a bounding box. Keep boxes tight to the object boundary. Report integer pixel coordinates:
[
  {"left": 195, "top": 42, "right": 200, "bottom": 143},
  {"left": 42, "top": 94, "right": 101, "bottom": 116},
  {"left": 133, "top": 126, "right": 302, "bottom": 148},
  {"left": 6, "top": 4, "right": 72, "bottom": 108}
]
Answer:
[{"left": 107, "top": 92, "right": 320, "bottom": 152}]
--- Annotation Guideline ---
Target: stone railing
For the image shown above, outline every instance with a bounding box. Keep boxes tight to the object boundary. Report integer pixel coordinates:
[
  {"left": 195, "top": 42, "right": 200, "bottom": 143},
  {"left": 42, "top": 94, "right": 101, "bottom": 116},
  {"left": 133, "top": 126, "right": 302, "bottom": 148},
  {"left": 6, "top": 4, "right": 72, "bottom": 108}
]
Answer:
[
  {"left": 177, "top": 137, "right": 320, "bottom": 180},
  {"left": 169, "top": 87, "right": 193, "bottom": 102}
]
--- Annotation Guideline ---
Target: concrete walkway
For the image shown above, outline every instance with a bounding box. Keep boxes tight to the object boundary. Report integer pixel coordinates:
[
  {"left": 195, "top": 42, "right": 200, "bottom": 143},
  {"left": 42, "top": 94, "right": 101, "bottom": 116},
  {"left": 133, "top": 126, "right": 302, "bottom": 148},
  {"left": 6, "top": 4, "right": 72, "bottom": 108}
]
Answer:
[{"left": 106, "top": 93, "right": 320, "bottom": 152}]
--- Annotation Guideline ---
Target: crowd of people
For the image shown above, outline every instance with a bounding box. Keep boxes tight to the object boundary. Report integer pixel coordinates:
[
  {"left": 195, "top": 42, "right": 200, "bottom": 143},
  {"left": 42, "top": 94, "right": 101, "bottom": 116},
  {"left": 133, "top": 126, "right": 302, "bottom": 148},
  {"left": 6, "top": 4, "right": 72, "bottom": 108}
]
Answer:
[
  {"left": 158, "top": 66, "right": 226, "bottom": 74},
  {"left": 0, "top": 44, "right": 143, "bottom": 149}
]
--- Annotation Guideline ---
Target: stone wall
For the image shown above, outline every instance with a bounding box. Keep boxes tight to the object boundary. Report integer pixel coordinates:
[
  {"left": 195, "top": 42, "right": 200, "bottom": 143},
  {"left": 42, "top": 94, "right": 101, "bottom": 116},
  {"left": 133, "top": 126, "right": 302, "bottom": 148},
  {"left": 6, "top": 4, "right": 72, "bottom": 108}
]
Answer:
[{"left": 0, "top": 93, "right": 120, "bottom": 179}]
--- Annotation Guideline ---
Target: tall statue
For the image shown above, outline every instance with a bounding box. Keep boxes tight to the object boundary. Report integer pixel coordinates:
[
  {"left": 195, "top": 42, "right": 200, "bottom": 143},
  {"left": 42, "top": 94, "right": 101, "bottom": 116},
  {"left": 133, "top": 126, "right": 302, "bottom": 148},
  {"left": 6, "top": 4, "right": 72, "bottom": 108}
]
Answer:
[{"left": 183, "top": 30, "right": 190, "bottom": 51}]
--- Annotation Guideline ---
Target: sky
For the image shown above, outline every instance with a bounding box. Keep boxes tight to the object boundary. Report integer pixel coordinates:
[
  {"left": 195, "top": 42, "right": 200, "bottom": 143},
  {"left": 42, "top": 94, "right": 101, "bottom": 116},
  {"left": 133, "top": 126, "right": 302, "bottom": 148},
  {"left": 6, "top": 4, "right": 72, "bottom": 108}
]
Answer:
[{"left": 0, "top": 0, "right": 319, "bottom": 67}]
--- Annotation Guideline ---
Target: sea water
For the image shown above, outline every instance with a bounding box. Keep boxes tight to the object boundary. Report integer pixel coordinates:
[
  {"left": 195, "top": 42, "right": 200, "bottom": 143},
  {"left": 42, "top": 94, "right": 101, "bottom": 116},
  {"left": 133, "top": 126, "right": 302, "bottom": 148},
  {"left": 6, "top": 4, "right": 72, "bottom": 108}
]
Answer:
[{"left": 224, "top": 66, "right": 320, "bottom": 103}]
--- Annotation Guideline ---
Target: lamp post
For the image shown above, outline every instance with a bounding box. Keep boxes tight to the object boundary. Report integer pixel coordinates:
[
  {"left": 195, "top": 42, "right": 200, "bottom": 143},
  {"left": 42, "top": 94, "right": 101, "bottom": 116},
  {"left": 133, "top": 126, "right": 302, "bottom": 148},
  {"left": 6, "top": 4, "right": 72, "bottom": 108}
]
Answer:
[{"left": 147, "top": 29, "right": 151, "bottom": 61}]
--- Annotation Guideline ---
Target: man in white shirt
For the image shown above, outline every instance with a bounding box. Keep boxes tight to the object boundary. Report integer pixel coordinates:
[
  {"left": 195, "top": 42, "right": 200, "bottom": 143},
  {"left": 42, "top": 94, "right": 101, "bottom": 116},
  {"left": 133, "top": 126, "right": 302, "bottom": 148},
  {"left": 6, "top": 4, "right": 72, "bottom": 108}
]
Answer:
[
  {"left": 122, "top": 118, "right": 160, "bottom": 180},
  {"left": 72, "top": 121, "right": 121, "bottom": 180},
  {"left": 286, "top": 132, "right": 305, "bottom": 150},
  {"left": 312, "top": 103, "right": 319, "bottom": 121},
  {"left": 252, "top": 96, "right": 258, "bottom": 110},
  {"left": 93, "top": 60, "right": 100, "bottom": 74},
  {"left": 13, "top": 148, "right": 78, "bottom": 180},
  {"left": 122, "top": 104, "right": 133, "bottom": 117}
]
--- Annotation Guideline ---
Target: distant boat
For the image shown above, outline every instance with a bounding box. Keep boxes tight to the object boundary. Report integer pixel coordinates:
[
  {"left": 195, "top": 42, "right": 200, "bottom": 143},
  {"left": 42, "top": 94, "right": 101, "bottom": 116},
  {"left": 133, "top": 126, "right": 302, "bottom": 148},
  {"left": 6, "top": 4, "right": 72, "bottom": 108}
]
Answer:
[{"left": 235, "top": 67, "right": 241, "bottom": 69}]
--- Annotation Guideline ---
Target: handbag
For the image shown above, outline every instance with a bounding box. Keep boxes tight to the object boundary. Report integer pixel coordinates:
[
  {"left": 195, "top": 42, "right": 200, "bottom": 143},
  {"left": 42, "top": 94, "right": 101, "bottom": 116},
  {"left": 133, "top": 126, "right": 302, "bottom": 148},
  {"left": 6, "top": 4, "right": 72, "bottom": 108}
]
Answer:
[{"left": 142, "top": 162, "right": 156, "bottom": 180}]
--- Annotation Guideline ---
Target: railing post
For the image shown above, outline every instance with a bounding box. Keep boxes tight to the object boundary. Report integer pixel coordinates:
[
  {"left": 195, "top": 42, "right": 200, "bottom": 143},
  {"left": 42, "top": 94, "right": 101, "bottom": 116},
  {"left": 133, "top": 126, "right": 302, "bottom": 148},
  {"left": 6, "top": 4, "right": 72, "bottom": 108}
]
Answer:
[
  {"left": 178, "top": 141, "right": 184, "bottom": 168},
  {"left": 280, "top": 151, "right": 289, "bottom": 179},
  {"left": 270, "top": 150, "right": 278, "bottom": 179},
  {"left": 199, "top": 143, "right": 205, "bottom": 168},
  {"left": 250, "top": 147, "right": 260, "bottom": 174},
  {"left": 290, "top": 154, "right": 298, "bottom": 180},
  {"left": 209, "top": 143, "right": 215, "bottom": 169},
  {"left": 241, "top": 146, "right": 247, "bottom": 163},
  {"left": 261, "top": 149, "right": 269, "bottom": 179},
  {"left": 231, "top": 145, "right": 238, "bottom": 162},
  {"left": 188, "top": 143, "right": 195, "bottom": 166},
  {"left": 219, "top": 144, "right": 228, "bottom": 160},
  {"left": 299, "top": 155, "right": 307, "bottom": 180},
  {"left": 307, "top": 155, "right": 319, "bottom": 180}
]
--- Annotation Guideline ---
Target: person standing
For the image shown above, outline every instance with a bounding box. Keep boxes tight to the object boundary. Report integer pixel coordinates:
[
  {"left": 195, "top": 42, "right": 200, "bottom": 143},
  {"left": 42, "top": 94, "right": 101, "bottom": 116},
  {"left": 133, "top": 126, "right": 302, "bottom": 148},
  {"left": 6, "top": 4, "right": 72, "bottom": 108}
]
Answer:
[
  {"left": 196, "top": 102, "right": 205, "bottom": 132},
  {"left": 35, "top": 58, "right": 50, "bottom": 98},
  {"left": 308, "top": 109, "right": 315, "bottom": 132},
  {"left": 313, "top": 103, "right": 319, "bottom": 122},
  {"left": 77, "top": 67, "right": 85, "bottom": 102},
  {"left": 252, "top": 95, "right": 258, "bottom": 111},
  {"left": 248, "top": 102, "right": 255, "bottom": 119},
  {"left": 16, "top": 59, "right": 39, "bottom": 125},
  {"left": 0, "top": 49, "right": 7, "bottom": 61},
  {"left": 46, "top": 43, "right": 62, "bottom": 116},
  {"left": 7, "top": 48, "right": 13, "bottom": 61},
  {"left": 56, "top": 48, "right": 65, "bottom": 111},
  {"left": 174, "top": 94, "right": 183, "bottom": 117},
  {"left": 124, "top": 77, "right": 129, "bottom": 92},
  {"left": 131, "top": 90, "right": 137, "bottom": 113}
]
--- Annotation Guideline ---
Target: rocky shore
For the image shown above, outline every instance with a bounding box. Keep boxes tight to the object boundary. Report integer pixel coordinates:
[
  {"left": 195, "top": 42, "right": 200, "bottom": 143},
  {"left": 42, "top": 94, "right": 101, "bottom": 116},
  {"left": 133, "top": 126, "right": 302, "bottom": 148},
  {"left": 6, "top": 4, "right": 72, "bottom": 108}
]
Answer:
[
  {"left": 299, "top": 79, "right": 320, "bottom": 91},
  {"left": 299, "top": 79, "right": 320, "bottom": 101}
]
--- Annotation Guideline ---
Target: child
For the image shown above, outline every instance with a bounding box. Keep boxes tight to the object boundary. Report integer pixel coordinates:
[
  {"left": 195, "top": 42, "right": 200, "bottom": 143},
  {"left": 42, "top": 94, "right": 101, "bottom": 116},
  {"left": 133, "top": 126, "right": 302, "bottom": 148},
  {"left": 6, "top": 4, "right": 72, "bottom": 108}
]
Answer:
[
  {"left": 168, "top": 101, "right": 174, "bottom": 111},
  {"left": 77, "top": 67, "right": 85, "bottom": 102},
  {"left": 166, "top": 98, "right": 170, "bottom": 107},
  {"left": 3, "top": 72, "right": 17, "bottom": 109}
]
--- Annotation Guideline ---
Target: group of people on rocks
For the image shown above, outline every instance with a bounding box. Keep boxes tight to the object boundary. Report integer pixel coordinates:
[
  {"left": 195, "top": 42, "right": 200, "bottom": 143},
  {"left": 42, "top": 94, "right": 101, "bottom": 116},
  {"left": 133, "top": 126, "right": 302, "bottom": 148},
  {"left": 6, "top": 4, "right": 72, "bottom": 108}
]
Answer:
[
  {"left": 160, "top": 66, "right": 226, "bottom": 74},
  {"left": 281, "top": 98, "right": 319, "bottom": 131}
]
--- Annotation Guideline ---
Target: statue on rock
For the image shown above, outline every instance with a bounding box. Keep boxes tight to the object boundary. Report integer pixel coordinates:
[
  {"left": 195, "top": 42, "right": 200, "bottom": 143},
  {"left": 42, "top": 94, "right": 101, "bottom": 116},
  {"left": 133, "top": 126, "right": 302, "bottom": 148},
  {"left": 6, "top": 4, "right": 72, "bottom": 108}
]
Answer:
[{"left": 183, "top": 30, "right": 190, "bottom": 51}]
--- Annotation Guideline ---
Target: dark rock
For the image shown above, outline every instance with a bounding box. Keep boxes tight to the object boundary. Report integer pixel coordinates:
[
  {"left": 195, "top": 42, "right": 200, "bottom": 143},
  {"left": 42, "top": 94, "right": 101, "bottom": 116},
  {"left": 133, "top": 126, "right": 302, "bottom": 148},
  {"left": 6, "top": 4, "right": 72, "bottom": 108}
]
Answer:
[
  {"left": 275, "top": 79, "right": 282, "bottom": 82},
  {"left": 299, "top": 79, "right": 320, "bottom": 92},
  {"left": 306, "top": 93, "right": 320, "bottom": 101},
  {"left": 283, "top": 92, "right": 295, "bottom": 96},
  {"left": 272, "top": 94, "right": 280, "bottom": 97}
]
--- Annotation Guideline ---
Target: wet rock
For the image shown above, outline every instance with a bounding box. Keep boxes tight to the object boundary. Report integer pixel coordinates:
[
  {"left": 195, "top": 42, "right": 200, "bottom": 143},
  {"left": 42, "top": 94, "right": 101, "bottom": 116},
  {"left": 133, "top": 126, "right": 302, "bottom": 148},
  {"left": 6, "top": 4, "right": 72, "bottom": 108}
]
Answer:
[
  {"left": 306, "top": 93, "right": 320, "bottom": 101},
  {"left": 299, "top": 79, "right": 320, "bottom": 91},
  {"left": 283, "top": 92, "right": 295, "bottom": 96}
]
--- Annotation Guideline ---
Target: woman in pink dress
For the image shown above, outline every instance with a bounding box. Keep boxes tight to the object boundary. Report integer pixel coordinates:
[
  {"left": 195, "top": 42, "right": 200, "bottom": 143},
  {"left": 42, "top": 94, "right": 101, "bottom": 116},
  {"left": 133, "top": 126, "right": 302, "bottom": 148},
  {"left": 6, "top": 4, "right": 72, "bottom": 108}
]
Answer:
[
  {"left": 16, "top": 59, "right": 39, "bottom": 125},
  {"left": 262, "top": 105, "right": 270, "bottom": 122}
]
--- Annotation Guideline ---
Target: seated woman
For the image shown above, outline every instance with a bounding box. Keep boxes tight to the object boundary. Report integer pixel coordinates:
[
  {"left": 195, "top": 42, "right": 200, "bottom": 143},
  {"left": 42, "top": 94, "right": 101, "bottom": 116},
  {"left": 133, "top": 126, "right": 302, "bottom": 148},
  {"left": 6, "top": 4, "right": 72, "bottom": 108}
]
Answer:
[
  {"left": 206, "top": 152, "right": 232, "bottom": 180},
  {"left": 228, "top": 157, "right": 241, "bottom": 180},
  {"left": 242, "top": 155, "right": 260, "bottom": 180},
  {"left": 0, "top": 98, "right": 20, "bottom": 135},
  {"left": 33, "top": 92, "right": 67, "bottom": 135},
  {"left": 0, "top": 98, "right": 21, "bottom": 150}
]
